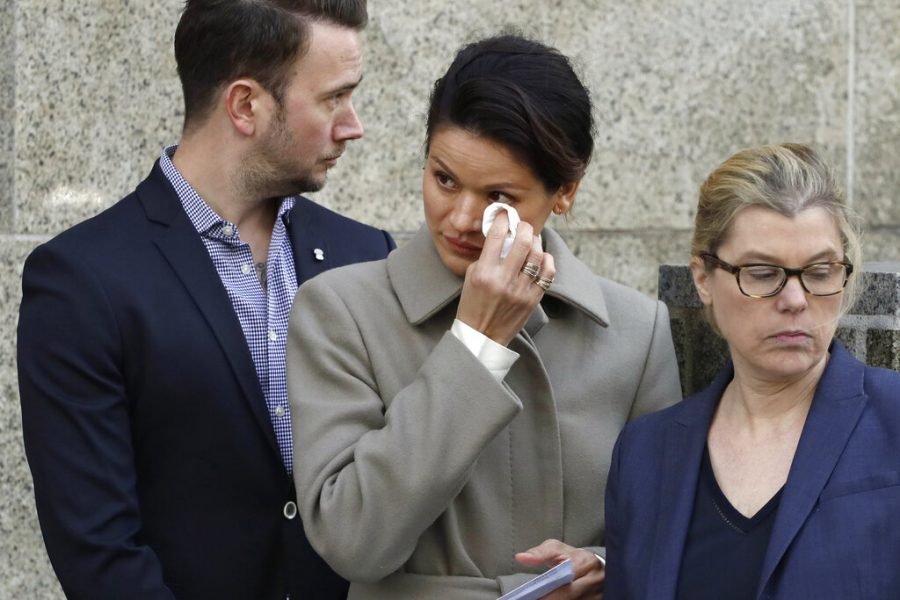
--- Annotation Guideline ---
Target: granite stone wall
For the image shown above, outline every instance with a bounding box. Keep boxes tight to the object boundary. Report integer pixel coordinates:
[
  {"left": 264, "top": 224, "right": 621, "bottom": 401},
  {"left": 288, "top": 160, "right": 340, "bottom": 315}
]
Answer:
[{"left": 2, "top": 1, "right": 899, "bottom": 595}]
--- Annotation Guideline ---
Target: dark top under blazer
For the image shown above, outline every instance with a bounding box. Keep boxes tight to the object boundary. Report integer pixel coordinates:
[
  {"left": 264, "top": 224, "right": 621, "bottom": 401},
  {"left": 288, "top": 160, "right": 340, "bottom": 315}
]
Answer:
[
  {"left": 17, "top": 161, "right": 395, "bottom": 600},
  {"left": 604, "top": 340, "right": 900, "bottom": 600}
]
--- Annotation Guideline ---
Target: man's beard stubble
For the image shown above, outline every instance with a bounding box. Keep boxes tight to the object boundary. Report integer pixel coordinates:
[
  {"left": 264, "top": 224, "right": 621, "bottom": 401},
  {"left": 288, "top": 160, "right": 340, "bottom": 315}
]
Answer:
[{"left": 238, "top": 106, "right": 329, "bottom": 200}]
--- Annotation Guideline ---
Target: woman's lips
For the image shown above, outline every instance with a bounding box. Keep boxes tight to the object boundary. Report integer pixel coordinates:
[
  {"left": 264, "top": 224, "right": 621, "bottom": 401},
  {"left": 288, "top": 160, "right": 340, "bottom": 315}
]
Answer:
[
  {"left": 772, "top": 330, "right": 811, "bottom": 345},
  {"left": 444, "top": 235, "right": 482, "bottom": 257}
]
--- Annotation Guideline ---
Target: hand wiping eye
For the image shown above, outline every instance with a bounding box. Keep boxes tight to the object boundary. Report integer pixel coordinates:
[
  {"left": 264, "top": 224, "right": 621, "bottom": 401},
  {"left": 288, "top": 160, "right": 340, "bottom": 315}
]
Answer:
[{"left": 482, "top": 202, "right": 521, "bottom": 259}]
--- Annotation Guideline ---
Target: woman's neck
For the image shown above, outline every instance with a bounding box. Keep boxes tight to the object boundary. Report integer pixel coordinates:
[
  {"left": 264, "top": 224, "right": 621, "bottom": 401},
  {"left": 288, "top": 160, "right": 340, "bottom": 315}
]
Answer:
[{"left": 718, "top": 353, "right": 829, "bottom": 436}]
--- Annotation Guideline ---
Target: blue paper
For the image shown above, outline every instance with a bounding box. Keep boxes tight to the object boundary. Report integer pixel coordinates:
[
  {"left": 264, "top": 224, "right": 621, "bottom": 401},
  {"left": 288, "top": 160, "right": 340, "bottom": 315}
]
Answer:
[{"left": 497, "top": 559, "right": 574, "bottom": 600}]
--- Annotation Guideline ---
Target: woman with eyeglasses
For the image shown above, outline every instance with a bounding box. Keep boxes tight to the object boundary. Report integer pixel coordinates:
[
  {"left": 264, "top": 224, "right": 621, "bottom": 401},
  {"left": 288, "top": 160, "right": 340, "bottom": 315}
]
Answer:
[{"left": 603, "top": 144, "right": 900, "bottom": 599}]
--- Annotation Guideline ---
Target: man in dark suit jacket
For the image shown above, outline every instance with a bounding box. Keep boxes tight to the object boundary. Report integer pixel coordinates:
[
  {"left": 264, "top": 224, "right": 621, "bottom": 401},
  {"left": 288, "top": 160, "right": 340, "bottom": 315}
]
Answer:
[{"left": 17, "top": 1, "right": 393, "bottom": 598}]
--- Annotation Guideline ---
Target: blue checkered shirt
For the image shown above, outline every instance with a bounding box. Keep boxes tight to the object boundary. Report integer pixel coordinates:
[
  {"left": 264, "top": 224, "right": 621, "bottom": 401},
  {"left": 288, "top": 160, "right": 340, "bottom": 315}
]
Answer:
[{"left": 160, "top": 146, "right": 298, "bottom": 473}]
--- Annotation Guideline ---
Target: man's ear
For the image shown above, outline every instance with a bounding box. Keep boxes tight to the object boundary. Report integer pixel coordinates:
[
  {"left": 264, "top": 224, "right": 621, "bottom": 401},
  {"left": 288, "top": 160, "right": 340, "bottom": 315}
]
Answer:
[
  {"left": 552, "top": 180, "right": 581, "bottom": 215},
  {"left": 690, "top": 256, "right": 713, "bottom": 306},
  {"left": 223, "top": 79, "right": 268, "bottom": 137}
]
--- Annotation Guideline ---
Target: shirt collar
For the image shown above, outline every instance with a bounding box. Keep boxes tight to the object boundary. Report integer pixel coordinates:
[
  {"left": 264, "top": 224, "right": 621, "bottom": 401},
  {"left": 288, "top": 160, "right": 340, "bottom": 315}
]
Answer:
[
  {"left": 159, "top": 144, "right": 296, "bottom": 240},
  {"left": 386, "top": 225, "right": 610, "bottom": 328}
]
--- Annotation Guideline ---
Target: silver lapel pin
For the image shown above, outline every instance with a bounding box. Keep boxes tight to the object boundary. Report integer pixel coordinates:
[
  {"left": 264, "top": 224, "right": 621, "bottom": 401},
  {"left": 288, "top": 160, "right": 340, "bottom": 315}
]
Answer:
[{"left": 313, "top": 248, "right": 325, "bottom": 262}]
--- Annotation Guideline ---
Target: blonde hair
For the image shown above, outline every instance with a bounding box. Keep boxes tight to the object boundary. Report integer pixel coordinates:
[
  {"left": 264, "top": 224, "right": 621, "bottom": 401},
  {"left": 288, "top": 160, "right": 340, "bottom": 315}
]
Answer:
[{"left": 692, "top": 143, "right": 862, "bottom": 316}]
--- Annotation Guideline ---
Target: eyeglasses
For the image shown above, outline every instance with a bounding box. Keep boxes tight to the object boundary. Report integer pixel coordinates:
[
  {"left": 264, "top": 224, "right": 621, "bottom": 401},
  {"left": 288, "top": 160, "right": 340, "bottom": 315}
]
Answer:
[{"left": 699, "top": 253, "right": 854, "bottom": 298}]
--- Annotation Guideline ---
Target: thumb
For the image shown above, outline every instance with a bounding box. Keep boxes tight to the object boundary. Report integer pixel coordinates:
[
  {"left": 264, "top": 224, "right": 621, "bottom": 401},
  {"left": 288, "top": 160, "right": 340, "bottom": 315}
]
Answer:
[{"left": 514, "top": 541, "right": 565, "bottom": 567}]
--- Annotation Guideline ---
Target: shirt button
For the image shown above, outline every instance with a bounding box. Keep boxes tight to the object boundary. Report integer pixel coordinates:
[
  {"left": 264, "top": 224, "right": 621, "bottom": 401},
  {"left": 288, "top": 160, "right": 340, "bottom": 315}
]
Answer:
[
  {"left": 268, "top": 331, "right": 278, "bottom": 342},
  {"left": 241, "top": 264, "right": 251, "bottom": 275},
  {"left": 283, "top": 501, "right": 298, "bottom": 520},
  {"left": 222, "top": 224, "right": 234, "bottom": 237},
  {"left": 275, "top": 405, "right": 286, "bottom": 418}
]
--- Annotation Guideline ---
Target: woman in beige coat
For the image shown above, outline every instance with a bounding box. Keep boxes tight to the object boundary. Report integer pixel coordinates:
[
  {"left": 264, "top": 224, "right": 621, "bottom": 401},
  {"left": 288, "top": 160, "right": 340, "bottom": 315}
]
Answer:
[{"left": 288, "top": 34, "right": 681, "bottom": 599}]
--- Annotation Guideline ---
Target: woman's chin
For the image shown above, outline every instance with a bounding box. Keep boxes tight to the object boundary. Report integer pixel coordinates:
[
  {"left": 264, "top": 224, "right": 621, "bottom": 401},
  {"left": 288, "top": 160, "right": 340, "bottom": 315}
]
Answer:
[
  {"left": 435, "top": 243, "right": 479, "bottom": 277},
  {"left": 743, "top": 348, "right": 828, "bottom": 382}
]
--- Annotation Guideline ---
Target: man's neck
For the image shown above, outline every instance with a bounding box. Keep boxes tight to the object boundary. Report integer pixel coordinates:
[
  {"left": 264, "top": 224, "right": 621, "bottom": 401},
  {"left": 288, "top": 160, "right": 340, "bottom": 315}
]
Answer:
[
  {"left": 173, "top": 133, "right": 276, "bottom": 226},
  {"left": 172, "top": 133, "right": 280, "bottom": 264}
]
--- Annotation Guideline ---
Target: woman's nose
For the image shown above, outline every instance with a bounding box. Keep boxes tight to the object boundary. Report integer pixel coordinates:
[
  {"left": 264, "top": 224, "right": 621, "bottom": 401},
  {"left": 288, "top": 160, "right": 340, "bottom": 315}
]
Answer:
[
  {"left": 775, "top": 275, "right": 809, "bottom": 312},
  {"left": 449, "top": 193, "right": 483, "bottom": 232}
]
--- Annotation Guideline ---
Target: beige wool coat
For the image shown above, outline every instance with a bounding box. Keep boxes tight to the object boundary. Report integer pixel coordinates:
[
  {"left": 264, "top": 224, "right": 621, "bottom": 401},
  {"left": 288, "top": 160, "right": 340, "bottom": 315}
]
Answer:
[{"left": 288, "top": 227, "right": 681, "bottom": 599}]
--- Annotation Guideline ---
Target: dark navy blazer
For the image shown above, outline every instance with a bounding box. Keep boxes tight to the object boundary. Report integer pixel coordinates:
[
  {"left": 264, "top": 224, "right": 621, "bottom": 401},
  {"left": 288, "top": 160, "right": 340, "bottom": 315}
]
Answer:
[
  {"left": 17, "top": 162, "right": 396, "bottom": 599},
  {"left": 604, "top": 340, "right": 900, "bottom": 599}
]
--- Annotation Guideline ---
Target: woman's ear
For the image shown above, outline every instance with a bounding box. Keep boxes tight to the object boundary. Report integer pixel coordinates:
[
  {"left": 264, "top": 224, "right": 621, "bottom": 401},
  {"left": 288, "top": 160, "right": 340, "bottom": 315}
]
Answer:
[
  {"left": 690, "top": 256, "right": 713, "bottom": 306},
  {"left": 552, "top": 180, "right": 581, "bottom": 215}
]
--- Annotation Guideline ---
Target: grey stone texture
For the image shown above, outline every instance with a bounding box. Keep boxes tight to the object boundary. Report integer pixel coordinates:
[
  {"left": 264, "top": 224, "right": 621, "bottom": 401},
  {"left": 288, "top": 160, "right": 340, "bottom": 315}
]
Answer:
[
  {"left": 15, "top": 0, "right": 183, "bottom": 235},
  {"left": 855, "top": 1, "right": 900, "bottom": 227},
  {"left": 2, "top": 0, "right": 899, "bottom": 596},
  {"left": 661, "top": 264, "right": 900, "bottom": 395},
  {"left": 0, "top": 1, "right": 13, "bottom": 232}
]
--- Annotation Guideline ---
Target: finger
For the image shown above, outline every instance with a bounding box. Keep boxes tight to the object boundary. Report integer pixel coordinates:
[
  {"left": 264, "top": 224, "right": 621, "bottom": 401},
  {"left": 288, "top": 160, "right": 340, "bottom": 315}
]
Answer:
[
  {"left": 515, "top": 539, "right": 569, "bottom": 566},
  {"left": 503, "top": 220, "right": 535, "bottom": 267},
  {"left": 538, "top": 252, "right": 555, "bottom": 283},
  {"left": 541, "top": 551, "right": 605, "bottom": 600},
  {"left": 478, "top": 210, "right": 509, "bottom": 264},
  {"left": 567, "top": 547, "right": 602, "bottom": 579},
  {"left": 519, "top": 233, "right": 544, "bottom": 281}
]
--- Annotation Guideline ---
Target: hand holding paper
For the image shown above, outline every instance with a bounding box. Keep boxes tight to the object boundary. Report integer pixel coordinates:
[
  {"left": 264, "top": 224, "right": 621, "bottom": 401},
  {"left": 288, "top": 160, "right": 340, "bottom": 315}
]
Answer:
[
  {"left": 505, "top": 539, "right": 605, "bottom": 599},
  {"left": 498, "top": 559, "right": 574, "bottom": 600}
]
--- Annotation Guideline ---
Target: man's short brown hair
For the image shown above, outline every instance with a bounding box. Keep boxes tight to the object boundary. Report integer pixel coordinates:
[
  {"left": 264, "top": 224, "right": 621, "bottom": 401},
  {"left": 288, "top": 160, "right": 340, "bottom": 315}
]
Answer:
[{"left": 174, "top": 0, "right": 367, "bottom": 130}]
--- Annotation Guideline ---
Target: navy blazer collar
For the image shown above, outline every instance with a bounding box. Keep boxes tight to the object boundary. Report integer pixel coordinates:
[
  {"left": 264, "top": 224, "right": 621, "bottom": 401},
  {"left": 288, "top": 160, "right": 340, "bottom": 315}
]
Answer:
[
  {"left": 285, "top": 195, "right": 341, "bottom": 283},
  {"left": 756, "top": 341, "right": 867, "bottom": 597},
  {"left": 647, "top": 340, "right": 869, "bottom": 598},
  {"left": 647, "top": 363, "right": 727, "bottom": 596},
  {"left": 136, "top": 162, "right": 288, "bottom": 460}
]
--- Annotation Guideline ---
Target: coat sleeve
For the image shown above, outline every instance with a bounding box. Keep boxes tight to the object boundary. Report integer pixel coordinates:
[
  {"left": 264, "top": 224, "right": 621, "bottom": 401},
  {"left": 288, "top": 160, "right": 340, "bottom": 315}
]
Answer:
[
  {"left": 17, "top": 243, "right": 176, "bottom": 600},
  {"left": 288, "top": 276, "right": 522, "bottom": 582},
  {"left": 628, "top": 300, "right": 682, "bottom": 420}
]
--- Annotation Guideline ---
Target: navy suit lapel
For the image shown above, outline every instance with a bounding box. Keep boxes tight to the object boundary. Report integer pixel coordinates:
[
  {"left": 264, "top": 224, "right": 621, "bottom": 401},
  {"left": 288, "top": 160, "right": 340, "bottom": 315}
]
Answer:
[
  {"left": 647, "top": 368, "right": 728, "bottom": 596},
  {"left": 137, "top": 164, "right": 281, "bottom": 457},
  {"left": 286, "top": 196, "right": 333, "bottom": 285},
  {"left": 755, "top": 342, "right": 868, "bottom": 598}
]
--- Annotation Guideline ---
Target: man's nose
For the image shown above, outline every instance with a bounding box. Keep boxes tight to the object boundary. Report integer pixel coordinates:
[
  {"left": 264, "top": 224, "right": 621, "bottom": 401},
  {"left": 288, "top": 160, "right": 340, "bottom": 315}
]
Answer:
[{"left": 334, "top": 102, "right": 364, "bottom": 141}]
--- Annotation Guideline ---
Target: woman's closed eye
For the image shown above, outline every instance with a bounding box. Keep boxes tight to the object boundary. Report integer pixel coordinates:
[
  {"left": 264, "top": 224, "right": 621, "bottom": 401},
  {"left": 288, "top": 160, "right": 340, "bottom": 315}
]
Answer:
[
  {"left": 743, "top": 266, "right": 782, "bottom": 282},
  {"left": 805, "top": 264, "right": 839, "bottom": 281}
]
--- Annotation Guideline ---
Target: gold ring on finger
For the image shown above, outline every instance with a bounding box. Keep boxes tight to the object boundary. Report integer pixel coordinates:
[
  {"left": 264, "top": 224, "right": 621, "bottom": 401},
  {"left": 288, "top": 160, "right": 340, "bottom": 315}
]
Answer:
[
  {"left": 533, "top": 276, "right": 554, "bottom": 291},
  {"left": 520, "top": 262, "right": 541, "bottom": 278}
]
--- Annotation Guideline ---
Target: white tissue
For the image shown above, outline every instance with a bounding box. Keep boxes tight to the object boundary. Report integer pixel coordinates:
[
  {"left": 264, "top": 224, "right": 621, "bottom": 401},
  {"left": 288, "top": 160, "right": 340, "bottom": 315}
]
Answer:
[{"left": 482, "top": 202, "right": 521, "bottom": 259}]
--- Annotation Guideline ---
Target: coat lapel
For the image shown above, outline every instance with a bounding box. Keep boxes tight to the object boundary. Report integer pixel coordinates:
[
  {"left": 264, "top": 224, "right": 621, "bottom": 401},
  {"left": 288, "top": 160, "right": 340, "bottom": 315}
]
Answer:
[
  {"left": 286, "top": 196, "right": 334, "bottom": 284},
  {"left": 387, "top": 226, "right": 610, "bottom": 327},
  {"left": 755, "top": 341, "right": 868, "bottom": 597},
  {"left": 137, "top": 164, "right": 281, "bottom": 457},
  {"left": 647, "top": 368, "right": 727, "bottom": 596},
  {"left": 386, "top": 226, "right": 608, "bottom": 547}
]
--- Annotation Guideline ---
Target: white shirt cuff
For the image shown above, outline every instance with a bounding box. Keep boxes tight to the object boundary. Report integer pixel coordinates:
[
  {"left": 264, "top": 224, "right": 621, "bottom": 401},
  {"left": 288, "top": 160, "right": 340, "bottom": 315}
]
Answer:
[{"left": 450, "top": 319, "right": 519, "bottom": 381}]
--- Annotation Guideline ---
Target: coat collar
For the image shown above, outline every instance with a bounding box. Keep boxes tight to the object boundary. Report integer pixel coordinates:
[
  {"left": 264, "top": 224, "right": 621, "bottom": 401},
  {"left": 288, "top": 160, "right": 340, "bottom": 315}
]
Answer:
[
  {"left": 643, "top": 340, "right": 869, "bottom": 598},
  {"left": 137, "top": 161, "right": 282, "bottom": 459},
  {"left": 386, "top": 226, "right": 610, "bottom": 327},
  {"left": 285, "top": 195, "right": 336, "bottom": 283},
  {"left": 646, "top": 364, "right": 728, "bottom": 596},
  {"left": 756, "top": 339, "right": 868, "bottom": 597}
]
